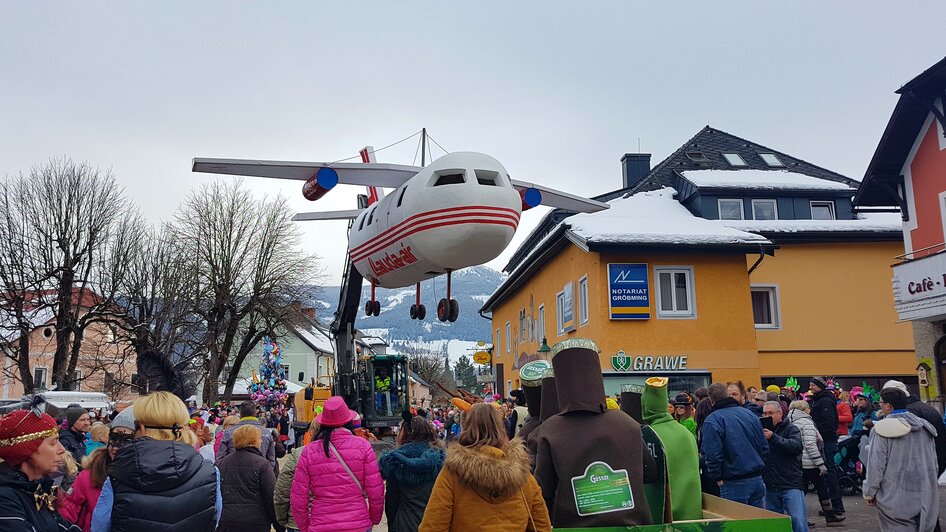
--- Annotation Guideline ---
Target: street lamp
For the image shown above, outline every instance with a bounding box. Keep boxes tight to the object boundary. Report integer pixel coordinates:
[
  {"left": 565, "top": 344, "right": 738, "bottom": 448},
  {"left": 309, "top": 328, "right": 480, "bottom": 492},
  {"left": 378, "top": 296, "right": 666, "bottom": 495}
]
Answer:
[{"left": 537, "top": 337, "right": 551, "bottom": 360}]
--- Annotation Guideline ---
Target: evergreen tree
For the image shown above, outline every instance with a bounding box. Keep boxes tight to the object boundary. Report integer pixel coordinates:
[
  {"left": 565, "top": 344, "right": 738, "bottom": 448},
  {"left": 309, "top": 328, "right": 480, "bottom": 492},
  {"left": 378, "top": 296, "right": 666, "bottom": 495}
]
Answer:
[{"left": 454, "top": 355, "right": 476, "bottom": 392}]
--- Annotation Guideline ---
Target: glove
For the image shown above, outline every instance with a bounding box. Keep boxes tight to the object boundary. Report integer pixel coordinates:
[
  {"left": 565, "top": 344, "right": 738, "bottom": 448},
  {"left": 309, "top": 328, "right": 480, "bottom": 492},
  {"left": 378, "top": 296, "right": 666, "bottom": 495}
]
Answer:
[{"left": 818, "top": 465, "right": 828, "bottom": 476}]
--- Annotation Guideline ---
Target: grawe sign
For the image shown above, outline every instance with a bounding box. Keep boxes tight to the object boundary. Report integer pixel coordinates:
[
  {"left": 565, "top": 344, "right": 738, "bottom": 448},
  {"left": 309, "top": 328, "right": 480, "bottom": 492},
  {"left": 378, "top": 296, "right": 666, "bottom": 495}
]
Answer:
[
  {"left": 893, "top": 252, "right": 946, "bottom": 321},
  {"left": 610, "top": 350, "right": 688, "bottom": 372}
]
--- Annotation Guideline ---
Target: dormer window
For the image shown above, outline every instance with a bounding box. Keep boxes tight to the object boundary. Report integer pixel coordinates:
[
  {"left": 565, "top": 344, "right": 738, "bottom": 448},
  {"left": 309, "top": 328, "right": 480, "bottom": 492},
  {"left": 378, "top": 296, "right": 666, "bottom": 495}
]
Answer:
[
  {"left": 722, "top": 153, "right": 747, "bottom": 167},
  {"left": 759, "top": 153, "right": 784, "bottom": 167}
]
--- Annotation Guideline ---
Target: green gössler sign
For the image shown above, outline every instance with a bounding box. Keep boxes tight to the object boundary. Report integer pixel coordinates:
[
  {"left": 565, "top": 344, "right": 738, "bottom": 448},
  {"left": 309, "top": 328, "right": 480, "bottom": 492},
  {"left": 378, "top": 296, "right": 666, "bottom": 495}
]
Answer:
[{"left": 571, "top": 461, "right": 634, "bottom": 516}]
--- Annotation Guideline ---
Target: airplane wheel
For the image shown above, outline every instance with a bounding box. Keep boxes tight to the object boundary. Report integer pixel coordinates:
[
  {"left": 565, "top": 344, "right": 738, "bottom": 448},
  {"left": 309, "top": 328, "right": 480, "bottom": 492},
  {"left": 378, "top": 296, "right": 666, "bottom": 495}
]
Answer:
[
  {"left": 417, "top": 304, "right": 426, "bottom": 320},
  {"left": 372, "top": 300, "right": 381, "bottom": 316},
  {"left": 448, "top": 299, "right": 459, "bottom": 322},
  {"left": 365, "top": 301, "right": 373, "bottom": 316},
  {"left": 437, "top": 298, "right": 449, "bottom": 322},
  {"left": 409, "top": 304, "right": 418, "bottom": 320}
]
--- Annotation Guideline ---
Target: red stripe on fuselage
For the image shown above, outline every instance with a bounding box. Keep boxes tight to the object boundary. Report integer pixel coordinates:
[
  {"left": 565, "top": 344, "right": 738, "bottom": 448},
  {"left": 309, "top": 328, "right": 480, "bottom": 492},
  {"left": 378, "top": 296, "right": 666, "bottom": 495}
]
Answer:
[
  {"left": 353, "top": 217, "right": 519, "bottom": 267},
  {"left": 349, "top": 205, "right": 520, "bottom": 256}
]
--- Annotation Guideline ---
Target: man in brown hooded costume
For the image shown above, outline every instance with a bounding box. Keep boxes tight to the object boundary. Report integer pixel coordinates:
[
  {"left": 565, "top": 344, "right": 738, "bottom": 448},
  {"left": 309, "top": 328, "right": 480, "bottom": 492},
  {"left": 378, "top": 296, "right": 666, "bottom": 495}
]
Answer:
[
  {"left": 517, "top": 360, "right": 549, "bottom": 443},
  {"left": 534, "top": 339, "right": 652, "bottom": 527},
  {"left": 526, "top": 369, "right": 558, "bottom": 469}
]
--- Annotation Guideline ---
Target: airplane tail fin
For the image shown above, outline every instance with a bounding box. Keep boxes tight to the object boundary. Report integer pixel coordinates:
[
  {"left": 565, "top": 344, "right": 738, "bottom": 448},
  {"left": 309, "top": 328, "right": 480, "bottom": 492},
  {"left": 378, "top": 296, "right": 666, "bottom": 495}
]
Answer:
[{"left": 360, "top": 146, "right": 385, "bottom": 205}]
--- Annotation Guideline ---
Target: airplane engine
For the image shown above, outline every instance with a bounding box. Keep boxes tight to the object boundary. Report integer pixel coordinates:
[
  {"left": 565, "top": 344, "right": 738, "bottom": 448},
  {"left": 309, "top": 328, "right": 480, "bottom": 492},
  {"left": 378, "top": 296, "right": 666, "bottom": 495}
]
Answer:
[
  {"left": 302, "top": 167, "right": 339, "bottom": 201},
  {"left": 519, "top": 187, "right": 542, "bottom": 211}
]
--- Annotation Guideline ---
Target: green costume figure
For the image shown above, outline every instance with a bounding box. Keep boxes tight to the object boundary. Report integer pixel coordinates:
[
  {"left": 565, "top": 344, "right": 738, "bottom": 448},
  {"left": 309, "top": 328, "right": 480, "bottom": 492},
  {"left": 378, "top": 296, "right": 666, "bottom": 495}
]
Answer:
[{"left": 642, "top": 377, "right": 703, "bottom": 521}]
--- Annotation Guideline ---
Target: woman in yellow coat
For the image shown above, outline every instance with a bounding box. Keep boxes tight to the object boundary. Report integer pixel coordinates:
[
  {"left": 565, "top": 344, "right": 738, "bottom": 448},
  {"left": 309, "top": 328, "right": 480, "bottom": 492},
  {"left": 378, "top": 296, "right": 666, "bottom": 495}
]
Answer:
[{"left": 419, "top": 403, "right": 551, "bottom": 532}]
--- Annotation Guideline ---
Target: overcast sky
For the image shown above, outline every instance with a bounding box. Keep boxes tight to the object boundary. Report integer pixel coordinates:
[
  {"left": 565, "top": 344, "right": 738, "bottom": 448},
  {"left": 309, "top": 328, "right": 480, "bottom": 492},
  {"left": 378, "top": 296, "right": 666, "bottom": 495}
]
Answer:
[{"left": 2, "top": 3, "right": 944, "bottom": 283}]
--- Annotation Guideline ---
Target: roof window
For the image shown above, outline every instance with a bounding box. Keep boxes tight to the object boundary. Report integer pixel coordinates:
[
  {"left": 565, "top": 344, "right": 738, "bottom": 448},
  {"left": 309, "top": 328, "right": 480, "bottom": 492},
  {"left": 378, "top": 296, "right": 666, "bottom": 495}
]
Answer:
[
  {"left": 759, "top": 153, "right": 784, "bottom": 167},
  {"left": 722, "top": 153, "right": 747, "bottom": 167},
  {"left": 685, "top": 152, "right": 712, "bottom": 164}
]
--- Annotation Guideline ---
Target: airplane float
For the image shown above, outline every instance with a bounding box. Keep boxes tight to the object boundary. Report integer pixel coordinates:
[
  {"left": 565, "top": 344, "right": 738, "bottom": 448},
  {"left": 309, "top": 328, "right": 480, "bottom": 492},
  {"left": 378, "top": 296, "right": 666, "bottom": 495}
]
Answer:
[{"left": 193, "top": 148, "right": 608, "bottom": 322}]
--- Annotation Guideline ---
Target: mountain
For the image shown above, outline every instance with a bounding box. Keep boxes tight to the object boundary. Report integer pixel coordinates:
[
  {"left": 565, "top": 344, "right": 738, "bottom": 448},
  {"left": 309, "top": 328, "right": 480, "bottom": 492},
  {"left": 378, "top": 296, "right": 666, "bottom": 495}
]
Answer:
[{"left": 307, "top": 265, "right": 504, "bottom": 344}]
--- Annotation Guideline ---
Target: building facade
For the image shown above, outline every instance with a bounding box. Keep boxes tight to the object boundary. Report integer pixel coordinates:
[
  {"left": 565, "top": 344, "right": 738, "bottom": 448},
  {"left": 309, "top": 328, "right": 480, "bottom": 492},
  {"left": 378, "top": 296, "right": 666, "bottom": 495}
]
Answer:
[
  {"left": 484, "top": 126, "right": 916, "bottom": 397},
  {"left": 855, "top": 56, "right": 946, "bottom": 401}
]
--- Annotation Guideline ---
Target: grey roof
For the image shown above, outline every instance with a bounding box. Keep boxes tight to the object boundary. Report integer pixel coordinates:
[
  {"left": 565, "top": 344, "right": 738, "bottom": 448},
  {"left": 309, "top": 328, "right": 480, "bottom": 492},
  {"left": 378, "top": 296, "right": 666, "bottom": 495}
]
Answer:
[{"left": 627, "top": 126, "right": 859, "bottom": 194}]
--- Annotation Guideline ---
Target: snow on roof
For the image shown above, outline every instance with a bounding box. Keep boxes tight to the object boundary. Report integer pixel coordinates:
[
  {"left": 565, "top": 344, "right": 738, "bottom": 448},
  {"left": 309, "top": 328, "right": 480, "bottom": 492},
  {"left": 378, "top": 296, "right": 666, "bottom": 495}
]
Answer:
[
  {"left": 295, "top": 325, "right": 334, "bottom": 354},
  {"left": 718, "top": 212, "right": 903, "bottom": 234},
  {"left": 681, "top": 170, "right": 854, "bottom": 191},
  {"left": 567, "top": 188, "right": 771, "bottom": 246}
]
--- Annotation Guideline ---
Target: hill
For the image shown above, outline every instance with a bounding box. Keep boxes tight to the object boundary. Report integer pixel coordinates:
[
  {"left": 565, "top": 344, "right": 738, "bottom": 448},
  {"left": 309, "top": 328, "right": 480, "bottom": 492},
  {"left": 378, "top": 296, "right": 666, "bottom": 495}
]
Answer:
[{"left": 308, "top": 265, "right": 503, "bottom": 344}]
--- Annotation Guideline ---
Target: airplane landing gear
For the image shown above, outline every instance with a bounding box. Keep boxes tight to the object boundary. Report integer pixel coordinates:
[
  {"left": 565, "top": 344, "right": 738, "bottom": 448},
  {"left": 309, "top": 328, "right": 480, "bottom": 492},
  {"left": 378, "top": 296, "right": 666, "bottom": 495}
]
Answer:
[
  {"left": 437, "top": 271, "right": 459, "bottom": 323},
  {"left": 365, "top": 281, "right": 380, "bottom": 317},
  {"left": 409, "top": 283, "right": 426, "bottom": 320}
]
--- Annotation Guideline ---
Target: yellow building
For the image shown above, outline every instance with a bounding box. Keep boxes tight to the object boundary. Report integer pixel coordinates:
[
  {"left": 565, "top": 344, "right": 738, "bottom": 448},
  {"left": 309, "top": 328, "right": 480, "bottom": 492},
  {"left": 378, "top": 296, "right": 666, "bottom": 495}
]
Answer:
[{"left": 481, "top": 127, "right": 916, "bottom": 396}]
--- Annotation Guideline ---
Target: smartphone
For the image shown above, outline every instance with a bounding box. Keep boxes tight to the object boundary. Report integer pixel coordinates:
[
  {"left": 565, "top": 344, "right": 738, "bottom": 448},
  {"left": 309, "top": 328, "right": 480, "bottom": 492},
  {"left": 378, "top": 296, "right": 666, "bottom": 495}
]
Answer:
[{"left": 760, "top": 416, "right": 775, "bottom": 431}]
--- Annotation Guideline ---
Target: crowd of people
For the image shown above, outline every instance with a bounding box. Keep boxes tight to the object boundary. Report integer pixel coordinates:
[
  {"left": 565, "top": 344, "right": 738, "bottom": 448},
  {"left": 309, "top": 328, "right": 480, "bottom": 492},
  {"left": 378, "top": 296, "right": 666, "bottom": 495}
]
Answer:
[{"left": 0, "top": 348, "right": 944, "bottom": 531}]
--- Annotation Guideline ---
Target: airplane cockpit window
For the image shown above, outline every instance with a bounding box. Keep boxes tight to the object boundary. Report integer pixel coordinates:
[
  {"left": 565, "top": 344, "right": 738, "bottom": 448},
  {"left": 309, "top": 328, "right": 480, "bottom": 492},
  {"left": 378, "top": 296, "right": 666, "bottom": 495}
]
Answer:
[
  {"left": 475, "top": 169, "right": 499, "bottom": 186},
  {"left": 396, "top": 186, "right": 407, "bottom": 207},
  {"left": 367, "top": 205, "right": 376, "bottom": 226},
  {"left": 433, "top": 171, "right": 465, "bottom": 186},
  {"left": 358, "top": 212, "right": 366, "bottom": 231}
]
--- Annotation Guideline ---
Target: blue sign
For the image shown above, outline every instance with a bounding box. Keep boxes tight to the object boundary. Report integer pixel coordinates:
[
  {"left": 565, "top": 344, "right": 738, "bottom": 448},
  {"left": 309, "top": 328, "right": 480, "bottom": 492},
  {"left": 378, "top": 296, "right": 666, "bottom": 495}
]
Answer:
[{"left": 608, "top": 263, "right": 650, "bottom": 320}]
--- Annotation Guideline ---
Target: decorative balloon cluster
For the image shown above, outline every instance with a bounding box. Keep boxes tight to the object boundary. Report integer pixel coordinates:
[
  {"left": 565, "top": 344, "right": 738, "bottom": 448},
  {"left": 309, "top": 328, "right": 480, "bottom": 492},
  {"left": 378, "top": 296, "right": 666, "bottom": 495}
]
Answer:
[{"left": 250, "top": 337, "right": 289, "bottom": 407}]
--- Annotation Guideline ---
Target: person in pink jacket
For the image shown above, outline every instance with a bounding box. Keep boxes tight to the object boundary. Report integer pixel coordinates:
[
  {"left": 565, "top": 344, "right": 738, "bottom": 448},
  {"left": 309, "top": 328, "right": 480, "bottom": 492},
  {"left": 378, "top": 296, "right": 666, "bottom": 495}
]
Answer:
[{"left": 290, "top": 396, "right": 384, "bottom": 532}]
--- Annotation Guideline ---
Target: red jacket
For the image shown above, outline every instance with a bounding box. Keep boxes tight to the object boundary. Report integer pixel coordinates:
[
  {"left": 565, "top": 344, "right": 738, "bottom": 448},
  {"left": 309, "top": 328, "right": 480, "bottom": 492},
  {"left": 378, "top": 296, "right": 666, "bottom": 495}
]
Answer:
[
  {"left": 59, "top": 469, "right": 102, "bottom": 532},
  {"left": 836, "top": 402, "right": 853, "bottom": 436},
  {"left": 290, "top": 429, "right": 384, "bottom": 532}
]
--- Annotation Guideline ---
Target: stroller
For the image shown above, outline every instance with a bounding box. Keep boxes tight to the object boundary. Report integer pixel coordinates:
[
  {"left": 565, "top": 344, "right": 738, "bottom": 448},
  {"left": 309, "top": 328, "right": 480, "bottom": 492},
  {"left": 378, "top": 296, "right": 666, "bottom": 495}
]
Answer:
[{"left": 834, "top": 434, "right": 866, "bottom": 495}]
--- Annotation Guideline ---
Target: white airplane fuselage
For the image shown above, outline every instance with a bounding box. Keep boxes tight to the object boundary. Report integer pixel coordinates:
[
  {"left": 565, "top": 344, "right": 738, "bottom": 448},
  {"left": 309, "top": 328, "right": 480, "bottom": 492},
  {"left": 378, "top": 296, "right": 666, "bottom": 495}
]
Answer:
[{"left": 349, "top": 152, "right": 521, "bottom": 288}]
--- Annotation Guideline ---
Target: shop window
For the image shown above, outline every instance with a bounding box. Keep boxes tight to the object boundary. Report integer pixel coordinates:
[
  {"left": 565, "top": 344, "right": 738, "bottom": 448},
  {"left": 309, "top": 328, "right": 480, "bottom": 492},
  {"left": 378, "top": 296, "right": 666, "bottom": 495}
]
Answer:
[
  {"left": 752, "top": 199, "right": 778, "bottom": 220},
  {"left": 33, "top": 367, "right": 47, "bottom": 390},
  {"left": 810, "top": 201, "right": 835, "bottom": 220},
  {"left": 718, "top": 199, "right": 744, "bottom": 220},
  {"left": 505, "top": 322, "right": 511, "bottom": 353},
  {"left": 579, "top": 276, "right": 589, "bottom": 325},
  {"left": 654, "top": 267, "right": 695, "bottom": 318},
  {"left": 751, "top": 286, "right": 780, "bottom": 329}
]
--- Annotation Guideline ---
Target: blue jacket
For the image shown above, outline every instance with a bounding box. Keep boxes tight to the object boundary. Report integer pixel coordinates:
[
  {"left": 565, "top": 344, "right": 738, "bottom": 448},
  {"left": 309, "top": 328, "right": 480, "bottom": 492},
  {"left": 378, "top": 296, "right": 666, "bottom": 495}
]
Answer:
[{"left": 701, "top": 398, "right": 769, "bottom": 481}]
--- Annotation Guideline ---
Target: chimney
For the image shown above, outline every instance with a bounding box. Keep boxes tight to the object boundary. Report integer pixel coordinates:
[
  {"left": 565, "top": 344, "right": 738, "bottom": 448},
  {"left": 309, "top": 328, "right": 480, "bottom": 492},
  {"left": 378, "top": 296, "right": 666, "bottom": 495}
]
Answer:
[{"left": 621, "top": 153, "right": 651, "bottom": 190}]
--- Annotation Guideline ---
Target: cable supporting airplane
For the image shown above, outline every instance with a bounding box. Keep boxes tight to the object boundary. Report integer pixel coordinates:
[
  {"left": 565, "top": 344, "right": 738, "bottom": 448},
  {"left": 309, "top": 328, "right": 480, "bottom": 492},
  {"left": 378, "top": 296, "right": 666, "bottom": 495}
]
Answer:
[{"left": 193, "top": 142, "right": 608, "bottom": 322}]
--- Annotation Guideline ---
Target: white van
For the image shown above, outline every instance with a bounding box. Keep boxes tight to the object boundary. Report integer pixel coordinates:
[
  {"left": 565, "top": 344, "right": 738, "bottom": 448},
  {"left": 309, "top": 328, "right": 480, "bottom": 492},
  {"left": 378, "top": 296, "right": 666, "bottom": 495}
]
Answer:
[{"left": 40, "top": 391, "right": 111, "bottom": 412}]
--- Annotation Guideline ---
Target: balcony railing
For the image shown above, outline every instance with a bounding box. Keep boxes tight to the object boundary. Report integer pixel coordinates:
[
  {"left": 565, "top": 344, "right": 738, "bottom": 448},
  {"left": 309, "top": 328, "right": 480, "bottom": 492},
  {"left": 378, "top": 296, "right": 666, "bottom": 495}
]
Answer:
[{"left": 896, "top": 242, "right": 946, "bottom": 262}]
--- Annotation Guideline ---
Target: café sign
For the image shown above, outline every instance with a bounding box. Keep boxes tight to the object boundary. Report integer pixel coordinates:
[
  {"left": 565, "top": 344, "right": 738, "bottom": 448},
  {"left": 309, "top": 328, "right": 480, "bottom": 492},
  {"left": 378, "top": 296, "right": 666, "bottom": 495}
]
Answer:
[
  {"left": 610, "top": 350, "right": 688, "bottom": 372},
  {"left": 893, "top": 252, "right": 946, "bottom": 321}
]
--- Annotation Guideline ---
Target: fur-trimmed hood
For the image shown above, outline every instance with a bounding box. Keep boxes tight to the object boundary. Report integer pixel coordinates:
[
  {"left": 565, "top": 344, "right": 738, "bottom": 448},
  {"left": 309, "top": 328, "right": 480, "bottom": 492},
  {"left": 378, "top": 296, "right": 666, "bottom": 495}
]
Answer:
[
  {"left": 379, "top": 442, "right": 445, "bottom": 486},
  {"left": 443, "top": 439, "right": 530, "bottom": 503}
]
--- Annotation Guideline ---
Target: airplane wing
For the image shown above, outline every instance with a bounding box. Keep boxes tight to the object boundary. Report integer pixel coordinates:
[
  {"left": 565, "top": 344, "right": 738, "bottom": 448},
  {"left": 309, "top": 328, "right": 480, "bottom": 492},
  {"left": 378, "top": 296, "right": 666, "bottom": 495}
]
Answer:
[
  {"left": 510, "top": 179, "right": 610, "bottom": 213},
  {"left": 192, "top": 158, "right": 422, "bottom": 189},
  {"left": 292, "top": 210, "right": 363, "bottom": 222}
]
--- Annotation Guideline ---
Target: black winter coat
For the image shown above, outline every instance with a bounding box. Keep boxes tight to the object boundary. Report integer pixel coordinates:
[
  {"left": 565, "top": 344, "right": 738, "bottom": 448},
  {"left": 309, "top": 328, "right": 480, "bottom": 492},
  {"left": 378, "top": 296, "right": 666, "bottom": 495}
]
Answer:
[
  {"left": 218, "top": 447, "right": 277, "bottom": 532},
  {"left": 809, "top": 390, "right": 838, "bottom": 442},
  {"left": 906, "top": 396, "right": 946, "bottom": 475},
  {"left": 379, "top": 442, "right": 445, "bottom": 532},
  {"left": 0, "top": 464, "right": 81, "bottom": 532},
  {"left": 762, "top": 421, "right": 803, "bottom": 492},
  {"left": 110, "top": 439, "right": 217, "bottom": 532},
  {"left": 58, "top": 428, "right": 86, "bottom": 467}
]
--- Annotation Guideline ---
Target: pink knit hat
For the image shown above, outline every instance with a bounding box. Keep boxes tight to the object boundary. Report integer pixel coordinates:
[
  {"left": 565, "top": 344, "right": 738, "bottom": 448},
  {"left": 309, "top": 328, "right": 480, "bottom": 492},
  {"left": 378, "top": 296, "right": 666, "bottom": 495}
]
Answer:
[{"left": 315, "top": 396, "right": 357, "bottom": 428}]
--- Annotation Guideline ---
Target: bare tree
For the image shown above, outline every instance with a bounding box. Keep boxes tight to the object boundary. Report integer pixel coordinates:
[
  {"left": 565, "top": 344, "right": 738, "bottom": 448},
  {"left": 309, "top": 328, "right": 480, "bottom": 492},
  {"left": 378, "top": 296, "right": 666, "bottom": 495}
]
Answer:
[
  {"left": 0, "top": 174, "right": 49, "bottom": 393},
  {"left": 174, "top": 181, "right": 318, "bottom": 402}
]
